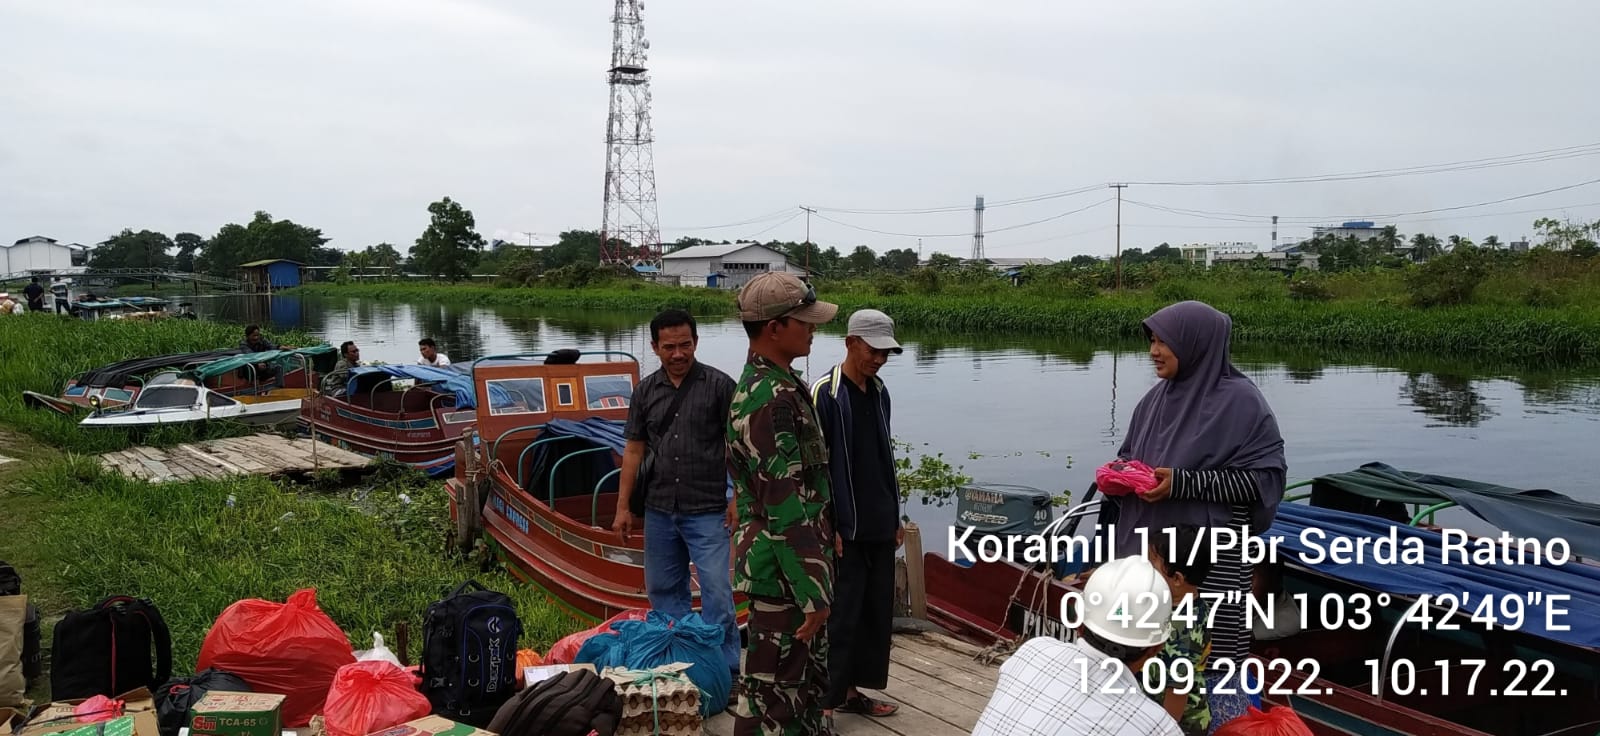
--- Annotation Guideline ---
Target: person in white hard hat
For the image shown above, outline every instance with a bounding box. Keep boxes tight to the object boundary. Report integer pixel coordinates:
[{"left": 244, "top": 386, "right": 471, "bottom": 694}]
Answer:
[{"left": 971, "top": 554, "right": 1184, "bottom": 736}]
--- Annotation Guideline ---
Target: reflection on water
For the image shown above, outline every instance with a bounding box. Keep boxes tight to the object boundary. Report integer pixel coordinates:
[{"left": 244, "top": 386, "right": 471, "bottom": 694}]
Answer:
[
  {"left": 1400, "top": 372, "right": 1496, "bottom": 428},
  {"left": 189, "top": 295, "right": 1600, "bottom": 519}
]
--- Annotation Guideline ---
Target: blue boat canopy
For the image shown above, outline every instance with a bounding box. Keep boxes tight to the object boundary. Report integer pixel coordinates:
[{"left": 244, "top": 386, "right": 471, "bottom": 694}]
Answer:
[
  {"left": 1267, "top": 503, "right": 1600, "bottom": 650},
  {"left": 345, "top": 364, "right": 509, "bottom": 409}
]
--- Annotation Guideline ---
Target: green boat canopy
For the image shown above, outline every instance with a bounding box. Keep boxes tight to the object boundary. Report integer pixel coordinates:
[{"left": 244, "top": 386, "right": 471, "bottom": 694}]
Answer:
[
  {"left": 1310, "top": 462, "right": 1600, "bottom": 559},
  {"left": 186, "top": 344, "right": 336, "bottom": 380}
]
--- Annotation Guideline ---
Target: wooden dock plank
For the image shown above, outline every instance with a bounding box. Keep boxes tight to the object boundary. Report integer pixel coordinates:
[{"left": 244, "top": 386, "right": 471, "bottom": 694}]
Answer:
[
  {"left": 99, "top": 433, "right": 373, "bottom": 484},
  {"left": 701, "top": 633, "right": 995, "bottom": 736}
]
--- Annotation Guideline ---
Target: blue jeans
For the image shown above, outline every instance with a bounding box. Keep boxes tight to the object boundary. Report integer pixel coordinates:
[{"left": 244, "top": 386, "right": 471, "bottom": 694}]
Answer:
[{"left": 644, "top": 508, "right": 740, "bottom": 677}]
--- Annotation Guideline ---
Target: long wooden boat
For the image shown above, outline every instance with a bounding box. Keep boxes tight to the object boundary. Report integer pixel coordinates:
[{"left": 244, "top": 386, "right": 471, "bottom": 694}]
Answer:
[
  {"left": 300, "top": 364, "right": 480, "bottom": 477},
  {"left": 444, "top": 350, "right": 748, "bottom": 626},
  {"left": 927, "top": 467, "right": 1600, "bottom": 736},
  {"left": 23, "top": 346, "right": 332, "bottom": 415}
]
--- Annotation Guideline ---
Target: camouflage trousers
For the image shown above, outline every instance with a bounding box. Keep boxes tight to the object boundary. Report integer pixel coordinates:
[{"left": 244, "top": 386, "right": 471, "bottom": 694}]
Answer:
[{"left": 733, "top": 594, "right": 831, "bottom": 736}]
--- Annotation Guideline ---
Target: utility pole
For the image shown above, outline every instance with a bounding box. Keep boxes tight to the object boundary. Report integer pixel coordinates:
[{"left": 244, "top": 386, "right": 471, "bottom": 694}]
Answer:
[
  {"left": 1109, "top": 183, "right": 1127, "bottom": 292},
  {"left": 800, "top": 206, "right": 816, "bottom": 276}
]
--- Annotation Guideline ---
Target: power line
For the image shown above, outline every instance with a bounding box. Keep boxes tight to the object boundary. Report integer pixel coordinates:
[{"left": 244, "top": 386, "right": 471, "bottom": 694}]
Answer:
[
  {"left": 658, "top": 207, "right": 798, "bottom": 232},
  {"left": 1120, "top": 201, "right": 1600, "bottom": 230},
  {"left": 778, "top": 140, "right": 1600, "bottom": 216},
  {"left": 1124, "top": 142, "right": 1600, "bottom": 187},
  {"left": 742, "top": 210, "right": 803, "bottom": 240},
  {"left": 1121, "top": 176, "right": 1600, "bottom": 224},
  {"left": 808, "top": 197, "right": 1113, "bottom": 239},
  {"left": 808, "top": 184, "right": 1106, "bottom": 215}
]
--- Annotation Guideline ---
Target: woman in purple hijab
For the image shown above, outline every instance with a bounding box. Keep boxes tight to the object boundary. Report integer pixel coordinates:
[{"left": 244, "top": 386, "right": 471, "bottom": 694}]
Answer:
[{"left": 1111, "top": 300, "right": 1286, "bottom": 734}]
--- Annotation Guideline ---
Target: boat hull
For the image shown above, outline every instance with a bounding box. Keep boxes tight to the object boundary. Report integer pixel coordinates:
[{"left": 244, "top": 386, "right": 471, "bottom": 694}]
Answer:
[
  {"left": 37, "top": 365, "right": 317, "bottom": 415},
  {"left": 453, "top": 470, "right": 751, "bottom": 626},
  {"left": 300, "top": 393, "right": 473, "bottom": 477},
  {"left": 81, "top": 398, "right": 302, "bottom": 428}
]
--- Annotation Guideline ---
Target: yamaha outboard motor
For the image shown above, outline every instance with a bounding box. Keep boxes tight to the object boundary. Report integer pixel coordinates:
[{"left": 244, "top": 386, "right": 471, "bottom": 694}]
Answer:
[{"left": 953, "top": 482, "right": 1054, "bottom": 568}]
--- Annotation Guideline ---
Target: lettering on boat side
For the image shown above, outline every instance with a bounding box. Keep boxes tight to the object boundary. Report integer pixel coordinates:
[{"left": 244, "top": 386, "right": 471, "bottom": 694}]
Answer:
[{"left": 489, "top": 495, "right": 531, "bottom": 534}]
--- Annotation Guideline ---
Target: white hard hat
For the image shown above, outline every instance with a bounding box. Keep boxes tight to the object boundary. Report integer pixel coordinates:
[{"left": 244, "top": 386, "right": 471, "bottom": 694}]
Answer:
[{"left": 1081, "top": 554, "right": 1173, "bottom": 649}]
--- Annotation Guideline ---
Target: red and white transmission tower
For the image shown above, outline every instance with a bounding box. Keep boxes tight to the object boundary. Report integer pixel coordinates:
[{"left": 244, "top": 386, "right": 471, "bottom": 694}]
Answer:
[{"left": 598, "top": 0, "right": 661, "bottom": 269}]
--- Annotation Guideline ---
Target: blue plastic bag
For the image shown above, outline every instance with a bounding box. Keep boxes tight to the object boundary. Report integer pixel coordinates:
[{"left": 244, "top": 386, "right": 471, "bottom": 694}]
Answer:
[{"left": 574, "top": 610, "right": 731, "bottom": 718}]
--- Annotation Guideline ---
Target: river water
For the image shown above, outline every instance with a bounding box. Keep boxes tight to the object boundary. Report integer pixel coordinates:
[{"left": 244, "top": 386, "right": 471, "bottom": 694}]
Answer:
[{"left": 193, "top": 293, "right": 1600, "bottom": 539}]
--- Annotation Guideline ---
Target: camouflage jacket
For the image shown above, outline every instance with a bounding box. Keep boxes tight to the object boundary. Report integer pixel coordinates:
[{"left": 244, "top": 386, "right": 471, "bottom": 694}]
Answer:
[
  {"left": 1145, "top": 597, "right": 1211, "bottom": 735},
  {"left": 726, "top": 353, "right": 834, "bottom": 612}
]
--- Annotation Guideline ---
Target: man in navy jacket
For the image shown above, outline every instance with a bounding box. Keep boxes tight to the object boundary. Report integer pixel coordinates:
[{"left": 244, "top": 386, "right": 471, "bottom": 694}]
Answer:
[{"left": 810, "top": 308, "right": 904, "bottom": 720}]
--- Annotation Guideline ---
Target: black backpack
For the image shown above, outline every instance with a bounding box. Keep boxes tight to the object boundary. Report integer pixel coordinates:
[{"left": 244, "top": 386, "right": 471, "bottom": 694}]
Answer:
[
  {"left": 419, "top": 580, "right": 522, "bottom": 727},
  {"left": 153, "top": 669, "right": 252, "bottom": 736},
  {"left": 50, "top": 596, "right": 172, "bottom": 700},
  {"left": 487, "top": 669, "right": 620, "bottom": 736},
  {"left": 0, "top": 561, "right": 41, "bottom": 687}
]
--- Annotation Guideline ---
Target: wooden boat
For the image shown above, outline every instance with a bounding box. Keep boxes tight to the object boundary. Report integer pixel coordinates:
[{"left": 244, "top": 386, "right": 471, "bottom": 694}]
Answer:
[
  {"left": 444, "top": 350, "right": 748, "bottom": 626},
  {"left": 23, "top": 346, "right": 332, "bottom": 415},
  {"left": 300, "top": 364, "right": 480, "bottom": 477},
  {"left": 70, "top": 297, "right": 170, "bottom": 321},
  {"left": 925, "top": 468, "right": 1600, "bottom": 736}
]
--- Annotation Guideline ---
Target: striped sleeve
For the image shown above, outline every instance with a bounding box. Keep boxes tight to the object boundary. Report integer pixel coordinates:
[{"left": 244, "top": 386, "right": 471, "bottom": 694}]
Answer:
[{"left": 1170, "top": 468, "right": 1261, "bottom": 504}]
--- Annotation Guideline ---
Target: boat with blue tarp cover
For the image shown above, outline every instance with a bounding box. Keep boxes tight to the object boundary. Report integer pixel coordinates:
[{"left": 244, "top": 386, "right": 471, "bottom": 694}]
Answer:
[
  {"left": 443, "top": 349, "right": 748, "bottom": 626},
  {"left": 924, "top": 466, "right": 1600, "bottom": 735},
  {"left": 299, "top": 364, "right": 508, "bottom": 477}
]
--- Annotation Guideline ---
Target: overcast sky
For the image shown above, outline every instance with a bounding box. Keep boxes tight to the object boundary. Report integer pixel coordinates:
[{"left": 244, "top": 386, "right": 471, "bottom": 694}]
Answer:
[{"left": 4, "top": 0, "right": 1599, "bottom": 260}]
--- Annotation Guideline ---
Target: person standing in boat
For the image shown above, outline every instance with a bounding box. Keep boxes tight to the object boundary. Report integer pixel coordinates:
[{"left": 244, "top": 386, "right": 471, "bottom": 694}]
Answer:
[
  {"left": 809, "top": 308, "right": 903, "bottom": 721},
  {"left": 417, "top": 338, "right": 451, "bottom": 366},
  {"left": 611, "top": 308, "right": 741, "bottom": 705},
  {"left": 1109, "top": 300, "right": 1286, "bottom": 735},
  {"left": 727, "top": 272, "right": 839, "bottom": 736}
]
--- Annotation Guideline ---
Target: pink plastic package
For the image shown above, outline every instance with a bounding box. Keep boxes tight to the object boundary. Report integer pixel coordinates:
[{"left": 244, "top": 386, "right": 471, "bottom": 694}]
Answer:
[{"left": 1095, "top": 460, "right": 1160, "bottom": 496}]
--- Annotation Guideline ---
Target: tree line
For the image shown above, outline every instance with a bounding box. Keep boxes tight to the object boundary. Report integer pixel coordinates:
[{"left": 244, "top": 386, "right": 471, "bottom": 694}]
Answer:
[{"left": 81, "top": 195, "right": 1600, "bottom": 296}]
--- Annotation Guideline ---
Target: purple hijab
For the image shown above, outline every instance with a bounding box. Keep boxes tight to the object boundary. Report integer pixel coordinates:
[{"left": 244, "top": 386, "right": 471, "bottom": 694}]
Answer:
[{"left": 1111, "top": 301, "right": 1287, "bottom": 555}]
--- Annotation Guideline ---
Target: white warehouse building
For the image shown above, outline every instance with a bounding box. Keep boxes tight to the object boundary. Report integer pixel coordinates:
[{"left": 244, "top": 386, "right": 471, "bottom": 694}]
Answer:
[
  {"left": 2, "top": 236, "right": 84, "bottom": 276},
  {"left": 660, "top": 242, "right": 800, "bottom": 289}
]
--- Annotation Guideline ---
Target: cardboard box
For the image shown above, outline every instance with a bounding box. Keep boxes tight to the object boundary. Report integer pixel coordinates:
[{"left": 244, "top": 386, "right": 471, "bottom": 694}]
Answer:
[
  {"left": 364, "top": 715, "right": 495, "bottom": 736},
  {"left": 188, "top": 692, "right": 285, "bottom": 736},
  {"left": 520, "top": 663, "right": 595, "bottom": 690},
  {"left": 600, "top": 664, "right": 701, "bottom": 736},
  {"left": 12, "top": 688, "right": 160, "bottom": 736}
]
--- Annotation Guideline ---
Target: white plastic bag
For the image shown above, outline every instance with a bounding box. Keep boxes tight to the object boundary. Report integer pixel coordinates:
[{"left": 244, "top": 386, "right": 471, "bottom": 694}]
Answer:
[{"left": 353, "top": 632, "right": 402, "bottom": 667}]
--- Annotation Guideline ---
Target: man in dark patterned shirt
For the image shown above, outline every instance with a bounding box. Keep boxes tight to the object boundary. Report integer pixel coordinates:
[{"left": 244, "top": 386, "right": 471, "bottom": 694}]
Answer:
[
  {"left": 727, "top": 272, "right": 839, "bottom": 736},
  {"left": 613, "top": 309, "right": 740, "bottom": 698}
]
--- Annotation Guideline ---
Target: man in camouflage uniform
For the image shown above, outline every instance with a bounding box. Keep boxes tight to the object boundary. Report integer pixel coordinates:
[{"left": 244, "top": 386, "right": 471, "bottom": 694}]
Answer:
[{"left": 727, "top": 272, "right": 840, "bottom": 736}]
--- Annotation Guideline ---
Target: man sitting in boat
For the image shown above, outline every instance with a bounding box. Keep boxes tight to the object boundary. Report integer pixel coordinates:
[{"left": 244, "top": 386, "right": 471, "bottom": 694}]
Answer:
[
  {"left": 972, "top": 554, "right": 1184, "bottom": 736},
  {"left": 417, "top": 338, "right": 451, "bottom": 366},
  {"left": 612, "top": 309, "right": 741, "bottom": 706},
  {"left": 239, "top": 324, "right": 296, "bottom": 382},
  {"left": 320, "top": 341, "right": 359, "bottom": 397}
]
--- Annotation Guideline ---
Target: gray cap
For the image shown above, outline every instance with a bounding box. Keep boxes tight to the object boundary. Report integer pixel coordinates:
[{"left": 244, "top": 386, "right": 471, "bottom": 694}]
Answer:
[{"left": 847, "top": 309, "right": 902, "bottom": 353}]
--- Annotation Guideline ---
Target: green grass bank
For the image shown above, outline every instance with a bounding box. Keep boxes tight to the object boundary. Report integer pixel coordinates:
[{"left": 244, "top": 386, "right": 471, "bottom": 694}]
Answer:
[
  {"left": 290, "top": 281, "right": 1600, "bottom": 362},
  {"left": 0, "top": 315, "right": 575, "bottom": 676}
]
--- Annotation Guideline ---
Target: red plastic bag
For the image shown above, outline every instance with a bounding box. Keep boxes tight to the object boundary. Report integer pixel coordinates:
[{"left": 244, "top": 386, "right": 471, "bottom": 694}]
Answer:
[
  {"left": 543, "top": 609, "right": 649, "bottom": 665},
  {"left": 195, "top": 588, "right": 356, "bottom": 727},
  {"left": 1215, "top": 706, "right": 1315, "bottom": 736},
  {"left": 322, "top": 660, "right": 432, "bottom": 736},
  {"left": 1095, "top": 459, "right": 1160, "bottom": 497},
  {"left": 73, "top": 695, "right": 123, "bottom": 723}
]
